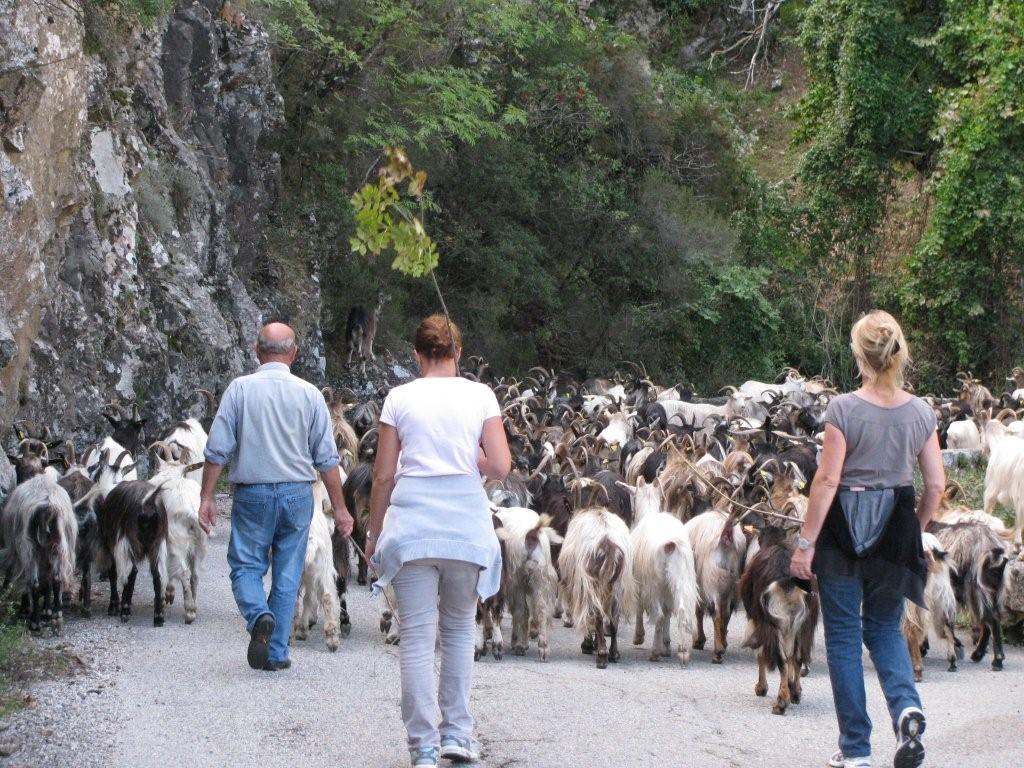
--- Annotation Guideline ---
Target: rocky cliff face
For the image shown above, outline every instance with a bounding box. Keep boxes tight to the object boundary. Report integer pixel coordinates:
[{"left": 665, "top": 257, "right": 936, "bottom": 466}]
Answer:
[{"left": 0, "top": 0, "right": 324, "bottom": 484}]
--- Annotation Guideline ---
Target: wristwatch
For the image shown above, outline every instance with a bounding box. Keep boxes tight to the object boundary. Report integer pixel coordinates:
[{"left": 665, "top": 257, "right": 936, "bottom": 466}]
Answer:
[{"left": 797, "top": 536, "right": 814, "bottom": 551}]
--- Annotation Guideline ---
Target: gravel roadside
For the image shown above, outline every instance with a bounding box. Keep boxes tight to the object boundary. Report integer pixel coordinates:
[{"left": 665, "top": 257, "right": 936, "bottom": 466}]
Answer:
[{"left": 2, "top": 494, "right": 1022, "bottom": 767}]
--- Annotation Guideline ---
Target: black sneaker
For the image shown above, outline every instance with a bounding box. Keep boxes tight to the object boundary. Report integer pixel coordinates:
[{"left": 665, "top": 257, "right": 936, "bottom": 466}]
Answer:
[
  {"left": 247, "top": 614, "right": 275, "bottom": 670},
  {"left": 263, "top": 659, "right": 291, "bottom": 671},
  {"left": 894, "top": 707, "right": 925, "bottom": 768}
]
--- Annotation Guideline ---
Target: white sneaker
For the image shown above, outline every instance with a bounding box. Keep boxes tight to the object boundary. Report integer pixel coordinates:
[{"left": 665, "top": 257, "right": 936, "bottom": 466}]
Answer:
[
  {"left": 894, "top": 707, "right": 926, "bottom": 768},
  {"left": 829, "top": 751, "right": 872, "bottom": 768},
  {"left": 439, "top": 735, "right": 480, "bottom": 763}
]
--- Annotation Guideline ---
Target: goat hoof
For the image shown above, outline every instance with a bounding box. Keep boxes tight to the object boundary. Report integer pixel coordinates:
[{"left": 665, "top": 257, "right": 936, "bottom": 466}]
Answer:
[
  {"left": 385, "top": 634, "right": 400, "bottom": 646},
  {"left": 339, "top": 623, "right": 352, "bottom": 639},
  {"left": 153, "top": 615, "right": 164, "bottom": 627},
  {"left": 791, "top": 691, "right": 801, "bottom": 705},
  {"left": 81, "top": 607, "right": 92, "bottom": 619},
  {"left": 357, "top": 577, "right": 367, "bottom": 586},
  {"left": 711, "top": 652, "right": 724, "bottom": 664},
  {"left": 596, "top": 654, "right": 609, "bottom": 669},
  {"left": 184, "top": 612, "right": 196, "bottom": 625},
  {"left": 970, "top": 649, "right": 985, "bottom": 663},
  {"left": 772, "top": 702, "right": 788, "bottom": 716},
  {"left": 914, "top": 671, "right": 923, "bottom": 683},
  {"left": 474, "top": 649, "right": 483, "bottom": 662},
  {"left": 513, "top": 645, "right": 527, "bottom": 656},
  {"left": 692, "top": 639, "right": 705, "bottom": 651},
  {"left": 992, "top": 658, "right": 1004, "bottom": 671},
  {"left": 754, "top": 684, "right": 767, "bottom": 697},
  {"left": 801, "top": 663, "right": 810, "bottom": 677},
  {"left": 649, "top": 652, "right": 661, "bottom": 662},
  {"left": 947, "top": 660, "right": 957, "bottom": 672},
  {"left": 632, "top": 633, "right": 644, "bottom": 646},
  {"left": 107, "top": 604, "right": 118, "bottom": 617},
  {"left": 379, "top": 618, "right": 391, "bottom": 634}
]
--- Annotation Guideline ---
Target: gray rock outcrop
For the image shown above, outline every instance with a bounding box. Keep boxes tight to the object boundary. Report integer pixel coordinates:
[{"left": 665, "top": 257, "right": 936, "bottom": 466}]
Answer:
[{"left": 0, "top": 0, "right": 323, "bottom": 460}]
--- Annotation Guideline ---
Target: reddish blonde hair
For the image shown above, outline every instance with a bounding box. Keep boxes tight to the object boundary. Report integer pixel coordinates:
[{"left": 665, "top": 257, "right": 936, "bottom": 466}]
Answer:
[{"left": 414, "top": 314, "right": 462, "bottom": 360}]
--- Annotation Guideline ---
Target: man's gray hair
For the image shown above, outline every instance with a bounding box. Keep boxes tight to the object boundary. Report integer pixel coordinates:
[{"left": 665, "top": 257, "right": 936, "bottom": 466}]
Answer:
[{"left": 257, "top": 330, "right": 296, "bottom": 355}]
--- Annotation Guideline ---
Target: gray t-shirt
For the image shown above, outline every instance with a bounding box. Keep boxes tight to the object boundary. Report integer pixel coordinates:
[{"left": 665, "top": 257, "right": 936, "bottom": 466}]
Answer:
[{"left": 823, "top": 393, "right": 937, "bottom": 489}]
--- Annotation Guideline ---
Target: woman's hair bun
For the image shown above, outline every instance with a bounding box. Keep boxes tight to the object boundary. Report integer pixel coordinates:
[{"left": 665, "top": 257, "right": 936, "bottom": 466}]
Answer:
[
  {"left": 850, "top": 310, "right": 910, "bottom": 389},
  {"left": 414, "top": 314, "right": 462, "bottom": 360}
]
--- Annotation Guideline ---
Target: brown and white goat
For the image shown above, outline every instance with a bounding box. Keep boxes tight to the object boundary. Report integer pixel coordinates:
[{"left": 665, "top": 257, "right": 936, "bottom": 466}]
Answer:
[
  {"left": 739, "top": 526, "right": 818, "bottom": 715},
  {"left": 493, "top": 507, "right": 562, "bottom": 661},
  {"left": 8, "top": 439, "right": 50, "bottom": 484},
  {"left": 97, "top": 480, "right": 169, "bottom": 625},
  {"left": 321, "top": 387, "right": 359, "bottom": 471},
  {"left": 558, "top": 506, "right": 633, "bottom": 668},
  {"left": 683, "top": 508, "right": 748, "bottom": 663},
  {"left": 0, "top": 475, "right": 78, "bottom": 634},
  {"left": 625, "top": 478, "right": 699, "bottom": 666},
  {"left": 931, "top": 520, "right": 1009, "bottom": 670},
  {"left": 902, "top": 532, "right": 963, "bottom": 681}
]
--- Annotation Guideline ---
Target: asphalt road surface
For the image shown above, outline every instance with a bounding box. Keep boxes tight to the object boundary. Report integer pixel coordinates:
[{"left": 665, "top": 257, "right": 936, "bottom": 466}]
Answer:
[{"left": 4, "top": 495, "right": 1022, "bottom": 768}]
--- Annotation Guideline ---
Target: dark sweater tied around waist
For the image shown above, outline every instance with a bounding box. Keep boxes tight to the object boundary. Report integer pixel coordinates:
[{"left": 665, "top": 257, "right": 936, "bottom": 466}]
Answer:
[{"left": 813, "top": 485, "right": 927, "bottom": 607}]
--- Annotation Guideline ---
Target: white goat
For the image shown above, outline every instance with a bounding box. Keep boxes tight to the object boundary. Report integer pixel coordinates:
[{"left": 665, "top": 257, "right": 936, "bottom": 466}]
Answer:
[
  {"left": 493, "top": 507, "right": 562, "bottom": 661},
  {"left": 903, "top": 532, "right": 962, "bottom": 681},
  {"left": 946, "top": 418, "right": 981, "bottom": 451},
  {"left": 84, "top": 437, "right": 138, "bottom": 491},
  {"left": 684, "top": 508, "right": 748, "bottom": 663},
  {"left": 558, "top": 506, "right": 634, "bottom": 668},
  {"left": 982, "top": 419, "right": 1024, "bottom": 545},
  {"left": 149, "top": 454, "right": 206, "bottom": 624},
  {"left": 625, "top": 479, "right": 698, "bottom": 666},
  {"left": 0, "top": 475, "right": 77, "bottom": 634},
  {"left": 162, "top": 418, "right": 208, "bottom": 485},
  {"left": 292, "top": 479, "right": 342, "bottom": 652},
  {"left": 597, "top": 410, "right": 634, "bottom": 449}
]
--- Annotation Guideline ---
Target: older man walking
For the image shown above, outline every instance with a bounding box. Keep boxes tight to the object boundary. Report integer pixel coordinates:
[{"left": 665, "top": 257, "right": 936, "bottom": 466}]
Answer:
[{"left": 198, "top": 322, "right": 354, "bottom": 671}]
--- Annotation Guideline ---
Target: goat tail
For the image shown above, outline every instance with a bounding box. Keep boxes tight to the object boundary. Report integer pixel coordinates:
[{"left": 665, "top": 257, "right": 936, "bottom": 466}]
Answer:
[{"left": 664, "top": 538, "right": 699, "bottom": 641}]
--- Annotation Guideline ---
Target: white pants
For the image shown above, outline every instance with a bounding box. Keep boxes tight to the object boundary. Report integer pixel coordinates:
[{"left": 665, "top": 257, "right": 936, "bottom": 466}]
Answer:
[{"left": 392, "top": 558, "right": 480, "bottom": 751}]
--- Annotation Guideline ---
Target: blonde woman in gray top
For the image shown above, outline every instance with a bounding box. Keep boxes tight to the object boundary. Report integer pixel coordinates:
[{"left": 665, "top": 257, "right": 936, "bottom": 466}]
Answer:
[{"left": 790, "top": 311, "right": 945, "bottom": 768}]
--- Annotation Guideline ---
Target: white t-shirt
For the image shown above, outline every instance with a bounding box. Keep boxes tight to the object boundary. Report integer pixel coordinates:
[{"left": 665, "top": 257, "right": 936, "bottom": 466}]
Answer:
[{"left": 380, "top": 377, "right": 502, "bottom": 478}]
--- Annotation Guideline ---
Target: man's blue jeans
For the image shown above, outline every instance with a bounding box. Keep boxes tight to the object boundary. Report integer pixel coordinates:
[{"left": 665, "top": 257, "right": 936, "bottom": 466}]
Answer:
[
  {"left": 818, "top": 574, "right": 923, "bottom": 760},
  {"left": 227, "top": 482, "right": 313, "bottom": 664}
]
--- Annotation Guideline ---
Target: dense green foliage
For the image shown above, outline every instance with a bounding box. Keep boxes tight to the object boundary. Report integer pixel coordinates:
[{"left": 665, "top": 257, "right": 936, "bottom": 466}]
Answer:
[
  {"left": 793, "top": 0, "right": 1024, "bottom": 390},
  {"left": 83, "top": 0, "right": 1016, "bottom": 389},
  {"left": 265, "top": 0, "right": 797, "bottom": 385}
]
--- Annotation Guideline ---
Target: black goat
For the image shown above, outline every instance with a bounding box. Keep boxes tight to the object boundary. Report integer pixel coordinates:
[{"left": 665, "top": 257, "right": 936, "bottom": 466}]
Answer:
[{"left": 97, "top": 481, "right": 168, "bottom": 625}]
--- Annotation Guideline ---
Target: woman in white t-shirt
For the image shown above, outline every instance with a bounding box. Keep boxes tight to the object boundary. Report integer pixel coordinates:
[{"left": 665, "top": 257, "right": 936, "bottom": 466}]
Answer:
[{"left": 366, "top": 314, "right": 511, "bottom": 768}]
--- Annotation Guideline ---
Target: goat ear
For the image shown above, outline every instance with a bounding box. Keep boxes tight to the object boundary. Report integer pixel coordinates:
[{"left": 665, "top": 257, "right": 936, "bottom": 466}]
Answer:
[
  {"left": 132, "top": 418, "right": 147, "bottom": 428},
  {"left": 103, "top": 413, "right": 121, "bottom": 428}
]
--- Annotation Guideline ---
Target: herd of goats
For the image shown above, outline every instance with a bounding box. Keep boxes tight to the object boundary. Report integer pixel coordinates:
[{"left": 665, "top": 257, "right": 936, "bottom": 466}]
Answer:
[{"left": 2, "top": 363, "right": 1024, "bottom": 716}]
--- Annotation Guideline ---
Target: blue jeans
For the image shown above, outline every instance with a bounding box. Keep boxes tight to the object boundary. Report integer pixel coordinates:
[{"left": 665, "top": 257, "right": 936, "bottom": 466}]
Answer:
[
  {"left": 227, "top": 482, "right": 313, "bottom": 664},
  {"left": 818, "top": 574, "right": 923, "bottom": 759}
]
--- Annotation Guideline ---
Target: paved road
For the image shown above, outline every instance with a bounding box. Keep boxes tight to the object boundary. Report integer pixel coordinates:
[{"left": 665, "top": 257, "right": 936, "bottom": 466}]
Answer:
[{"left": 4, "top": 495, "right": 1023, "bottom": 767}]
